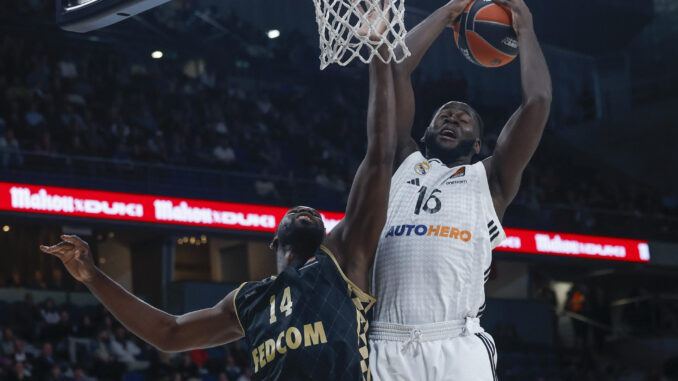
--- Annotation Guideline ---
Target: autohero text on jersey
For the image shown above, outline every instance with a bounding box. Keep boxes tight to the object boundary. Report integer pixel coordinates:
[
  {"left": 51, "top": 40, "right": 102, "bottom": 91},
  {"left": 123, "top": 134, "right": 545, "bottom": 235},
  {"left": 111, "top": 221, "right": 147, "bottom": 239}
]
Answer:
[
  {"left": 384, "top": 224, "right": 472, "bottom": 242},
  {"left": 251, "top": 321, "right": 327, "bottom": 374}
]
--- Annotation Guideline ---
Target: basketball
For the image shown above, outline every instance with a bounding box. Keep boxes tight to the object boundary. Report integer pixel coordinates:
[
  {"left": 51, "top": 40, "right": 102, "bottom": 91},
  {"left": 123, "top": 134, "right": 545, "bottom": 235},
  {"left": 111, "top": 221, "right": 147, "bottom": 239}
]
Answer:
[{"left": 453, "top": 0, "right": 518, "bottom": 68}]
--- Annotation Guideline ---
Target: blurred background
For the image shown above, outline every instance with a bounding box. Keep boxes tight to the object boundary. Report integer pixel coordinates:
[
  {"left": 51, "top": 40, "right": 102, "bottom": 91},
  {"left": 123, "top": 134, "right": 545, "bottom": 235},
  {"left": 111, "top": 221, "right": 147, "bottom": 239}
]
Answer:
[{"left": 1, "top": 0, "right": 678, "bottom": 380}]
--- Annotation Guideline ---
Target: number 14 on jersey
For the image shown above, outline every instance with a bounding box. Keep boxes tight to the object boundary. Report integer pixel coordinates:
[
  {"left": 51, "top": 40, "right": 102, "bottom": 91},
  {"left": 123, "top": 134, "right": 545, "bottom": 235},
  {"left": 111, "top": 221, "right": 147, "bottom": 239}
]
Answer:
[{"left": 269, "top": 287, "right": 293, "bottom": 324}]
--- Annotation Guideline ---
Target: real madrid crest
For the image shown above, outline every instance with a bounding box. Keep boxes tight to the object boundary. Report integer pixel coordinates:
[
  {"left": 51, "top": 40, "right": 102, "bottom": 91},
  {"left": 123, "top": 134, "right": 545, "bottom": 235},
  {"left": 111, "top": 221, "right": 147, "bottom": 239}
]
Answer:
[{"left": 414, "top": 161, "right": 430, "bottom": 175}]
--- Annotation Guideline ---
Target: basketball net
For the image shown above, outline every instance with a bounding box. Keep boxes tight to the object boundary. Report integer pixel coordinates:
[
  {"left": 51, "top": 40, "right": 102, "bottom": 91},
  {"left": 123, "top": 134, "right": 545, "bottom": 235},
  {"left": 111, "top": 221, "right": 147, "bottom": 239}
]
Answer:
[{"left": 312, "top": 0, "right": 410, "bottom": 69}]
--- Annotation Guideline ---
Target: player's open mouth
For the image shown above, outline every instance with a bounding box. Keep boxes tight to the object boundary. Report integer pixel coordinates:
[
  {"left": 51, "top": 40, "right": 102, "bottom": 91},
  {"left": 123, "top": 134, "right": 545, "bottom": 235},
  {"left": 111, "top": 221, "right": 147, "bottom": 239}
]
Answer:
[
  {"left": 297, "top": 214, "right": 314, "bottom": 223},
  {"left": 440, "top": 128, "right": 457, "bottom": 140}
]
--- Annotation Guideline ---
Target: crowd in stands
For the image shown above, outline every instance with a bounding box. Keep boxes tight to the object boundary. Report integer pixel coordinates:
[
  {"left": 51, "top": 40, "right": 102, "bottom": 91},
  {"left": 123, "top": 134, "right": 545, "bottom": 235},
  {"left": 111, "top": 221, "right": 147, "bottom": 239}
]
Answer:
[{"left": 0, "top": 271, "right": 253, "bottom": 381}]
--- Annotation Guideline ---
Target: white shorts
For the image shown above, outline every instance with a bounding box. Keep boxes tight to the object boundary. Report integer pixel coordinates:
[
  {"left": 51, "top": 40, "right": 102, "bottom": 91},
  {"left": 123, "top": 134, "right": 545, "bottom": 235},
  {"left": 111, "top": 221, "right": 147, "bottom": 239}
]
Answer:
[{"left": 368, "top": 318, "right": 497, "bottom": 381}]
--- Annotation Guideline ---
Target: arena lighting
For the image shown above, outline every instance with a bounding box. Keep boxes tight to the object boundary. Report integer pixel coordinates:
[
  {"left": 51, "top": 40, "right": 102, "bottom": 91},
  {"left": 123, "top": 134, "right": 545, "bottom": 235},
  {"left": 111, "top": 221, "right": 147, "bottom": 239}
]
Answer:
[
  {"left": 2, "top": 225, "right": 9, "bottom": 232},
  {"left": 0, "top": 181, "right": 651, "bottom": 263},
  {"left": 266, "top": 29, "right": 280, "bottom": 39},
  {"left": 151, "top": 50, "right": 163, "bottom": 59}
]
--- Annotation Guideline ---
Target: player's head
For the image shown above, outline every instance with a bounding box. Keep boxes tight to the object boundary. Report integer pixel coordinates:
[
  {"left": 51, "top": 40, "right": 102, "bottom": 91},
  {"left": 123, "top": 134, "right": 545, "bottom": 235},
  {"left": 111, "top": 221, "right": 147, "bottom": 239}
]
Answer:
[
  {"left": 270, "top": 206, "right": 326, "bottom": 273},
  {"left": 421, "top": 101, "right": 483, "bottom": 164}
]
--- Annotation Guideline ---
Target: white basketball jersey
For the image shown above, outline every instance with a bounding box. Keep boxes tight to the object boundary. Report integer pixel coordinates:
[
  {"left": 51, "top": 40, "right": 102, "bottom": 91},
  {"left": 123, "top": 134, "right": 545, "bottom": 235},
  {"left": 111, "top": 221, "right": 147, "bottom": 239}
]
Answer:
[{"left": 371, "top": 151, "right": 506, "bottom": 325}]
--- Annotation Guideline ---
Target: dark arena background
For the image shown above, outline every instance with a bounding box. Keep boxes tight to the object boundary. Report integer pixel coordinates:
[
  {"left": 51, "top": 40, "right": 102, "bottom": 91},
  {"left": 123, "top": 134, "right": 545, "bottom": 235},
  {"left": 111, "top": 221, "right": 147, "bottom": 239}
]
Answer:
[{"left": 1, "top": 0, "right": 678, "bottom": 380}]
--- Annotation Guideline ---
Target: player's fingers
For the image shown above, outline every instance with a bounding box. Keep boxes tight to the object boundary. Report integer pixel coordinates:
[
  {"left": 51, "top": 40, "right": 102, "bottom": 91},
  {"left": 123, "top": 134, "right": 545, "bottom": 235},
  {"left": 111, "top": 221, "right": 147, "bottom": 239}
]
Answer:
[
  {"left": 351, "top": 0, "right": 366, "bottom": 15},
  {"left": 39, "top": 242, "right": 72, "bottom": 257},
  {"left": 61, "top": 234, "right": 88, "bottom": 250}
]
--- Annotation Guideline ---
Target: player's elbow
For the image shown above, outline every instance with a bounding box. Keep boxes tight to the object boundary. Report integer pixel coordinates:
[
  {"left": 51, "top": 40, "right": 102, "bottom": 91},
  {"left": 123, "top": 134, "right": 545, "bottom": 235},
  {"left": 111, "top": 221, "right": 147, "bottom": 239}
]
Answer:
[
  {"left": 525, "top": 90, "right": 552, "bottom": 109},
  {"left": 154, "top": 318, "right": 183, "bottom": 352}
]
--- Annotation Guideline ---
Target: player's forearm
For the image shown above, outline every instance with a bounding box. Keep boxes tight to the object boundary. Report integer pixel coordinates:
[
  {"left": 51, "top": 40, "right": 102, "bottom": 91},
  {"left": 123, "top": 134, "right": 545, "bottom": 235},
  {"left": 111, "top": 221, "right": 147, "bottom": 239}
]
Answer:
[
  {"left": 517, "top": 28, "right": 552, "bottom": 105},
  {"left": 395, "top": 2, "right": 459, "bottom": 76},
  {"left": 367, "top": 48, "right": 396, "bottom": 159},
  {"left": 84, "top": 268, "right": 177, "bottom": 351}
]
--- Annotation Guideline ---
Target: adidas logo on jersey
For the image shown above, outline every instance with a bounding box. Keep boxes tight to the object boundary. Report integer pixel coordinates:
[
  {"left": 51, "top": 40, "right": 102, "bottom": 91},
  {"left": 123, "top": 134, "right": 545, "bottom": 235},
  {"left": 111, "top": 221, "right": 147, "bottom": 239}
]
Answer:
[{"left": 407, "top": 178, "right": 420, "bottom": 186}]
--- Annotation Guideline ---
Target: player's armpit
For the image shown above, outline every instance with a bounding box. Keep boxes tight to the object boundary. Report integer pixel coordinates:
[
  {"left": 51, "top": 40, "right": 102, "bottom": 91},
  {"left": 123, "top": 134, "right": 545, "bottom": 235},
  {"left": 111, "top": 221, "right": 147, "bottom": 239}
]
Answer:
[{"left": 161, "top": 289, "right": 244, "bottom": 352}]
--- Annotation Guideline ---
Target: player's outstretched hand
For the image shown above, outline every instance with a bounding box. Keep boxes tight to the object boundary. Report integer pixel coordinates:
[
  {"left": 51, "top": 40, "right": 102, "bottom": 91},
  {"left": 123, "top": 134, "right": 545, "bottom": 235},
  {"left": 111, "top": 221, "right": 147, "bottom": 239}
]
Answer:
[
  {"left": 492, "top": 0, "right": 533, "bottom": 35},
  {"left": 40, "top": 235, "right": 97, "bottom": 283},
  {"left": 445, "top": 0, "right": 473, "bottom": 27},
  {"left": 353, "top": 0, "right": 391, "bottom": 41}
]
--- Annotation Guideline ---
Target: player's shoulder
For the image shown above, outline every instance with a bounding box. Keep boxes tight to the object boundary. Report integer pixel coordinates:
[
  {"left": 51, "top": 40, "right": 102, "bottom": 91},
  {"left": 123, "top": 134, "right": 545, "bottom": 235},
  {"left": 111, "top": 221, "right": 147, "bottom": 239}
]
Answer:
[
  {"left": 235, "top": 276, "right": 277, "bottom": 307},
  {"left": 393, "top": 150, "right": 426, "bottom": 178},
  {"left": 317, "top": 245, "right": 375, "bottom": 307}
]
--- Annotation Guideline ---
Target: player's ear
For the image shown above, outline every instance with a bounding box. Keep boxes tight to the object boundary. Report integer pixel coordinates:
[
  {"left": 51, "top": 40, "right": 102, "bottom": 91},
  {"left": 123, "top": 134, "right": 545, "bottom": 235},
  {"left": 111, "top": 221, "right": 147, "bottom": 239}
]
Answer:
[
  {"left": 474, "top": 138, "right": 481, "bottom": 154},
  {"left": 269, "top": 236, "right": 279, "bottom": 251}
]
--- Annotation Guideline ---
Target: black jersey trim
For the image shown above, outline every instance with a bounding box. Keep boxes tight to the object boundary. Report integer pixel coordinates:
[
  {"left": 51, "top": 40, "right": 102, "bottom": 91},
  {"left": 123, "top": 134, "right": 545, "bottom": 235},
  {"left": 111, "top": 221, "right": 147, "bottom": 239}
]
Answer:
[
  {"left": 319, "top": 245, "right": 376, "bottom": 305},
  {"left": 232, "top": 282, "right": 248, "bottom": 335}
]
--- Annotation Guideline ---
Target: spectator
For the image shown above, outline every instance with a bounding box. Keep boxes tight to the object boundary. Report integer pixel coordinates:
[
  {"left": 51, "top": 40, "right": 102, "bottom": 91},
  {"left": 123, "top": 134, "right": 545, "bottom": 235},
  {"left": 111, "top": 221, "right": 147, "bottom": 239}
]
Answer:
[
  {"left": 46, "top": 364, "right": 67, "bottom": 381},
  {"left": 213, "top": 138, "right": 236, "bottom": 166},
  {"left": 236, "top": 367, "right": 252, "bottom": 381},
  {"left": 254, "top": 169, "right": 280, "bottom": 200},
  {"left": 0, "top": 129, "right": 23, "bottom": 168},
  {"left": 12, "top": 294, "right": 41, "bottom": 341},
  {"left": 565, "top": 285, "right": 589, "bottom": 350},
  {"left": 1, "top": 328, "right": 16, "bottom": 355},
  {"left": 33, "top": 342, "right": 56, "bottom": 379},
  {"left": 7, "top": 361, "right": 32, "bottom": 381},
  {"left": 72, "top": 364, "right": 96, "bottom": 381},
  {"left": 30, "top": 270, "right": 47, "bottom": 290},
  {"left": 109, "top": 326, "right": 148, "bottom": 371},
  {"left": 174, "top": 352, "right": 200, "bottom": 381},
  {"left": 12, "top": 339, "right": 30, "bottom": 364},
  {"left": 40, "top": 299, "right": 60, "bottom": 326},
  {"left": 225, "top": 353, "right": 242, "bottom": 380},
  {"left": 49, "top": 268, "right": 68, "bottom": 291},
  {"left": 91, "top": 330, "right": 124, "bottom": 381},
  {"left": 7, "top": 269, "right": 25, "bottom": 288}
]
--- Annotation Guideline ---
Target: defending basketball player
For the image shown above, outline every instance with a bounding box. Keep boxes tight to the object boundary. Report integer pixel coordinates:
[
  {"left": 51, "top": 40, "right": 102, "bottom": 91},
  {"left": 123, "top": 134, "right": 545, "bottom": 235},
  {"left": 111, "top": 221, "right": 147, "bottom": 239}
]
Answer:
[
  {"left": 40, "top": 11, "right": 397, "bottom": 381},
  {"left": 368, "top": 0, "right": 551, "bottom": 380}
]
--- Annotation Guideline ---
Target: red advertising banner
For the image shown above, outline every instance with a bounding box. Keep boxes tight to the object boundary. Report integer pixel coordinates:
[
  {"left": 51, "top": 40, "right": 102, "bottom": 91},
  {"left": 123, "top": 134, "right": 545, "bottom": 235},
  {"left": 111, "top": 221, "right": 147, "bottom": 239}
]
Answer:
[
  {"left": 0, "top": 182, "right": 650, "bottom": 262},
  {"left": 498, "top": 228, "right": 651, "bottom": 263},
  {"left": 0, "top": 182, "right": 344, "bottom": 233}
]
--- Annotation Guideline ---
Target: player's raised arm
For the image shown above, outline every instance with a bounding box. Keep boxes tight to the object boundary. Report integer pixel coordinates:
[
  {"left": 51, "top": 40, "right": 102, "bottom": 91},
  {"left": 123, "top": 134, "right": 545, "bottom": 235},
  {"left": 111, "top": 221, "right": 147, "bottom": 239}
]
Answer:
[
  {"left": 40, "top": 235, "right": 244, "bottom": 352},
  {"left": 391, "top": 0, "right": 473, "bottom": 167},
  {"left": 484, "top": 0, "right": 552, "bottom": 219},
  {"left": 324, "top": 14, "right": 397, "bottom": 292}
]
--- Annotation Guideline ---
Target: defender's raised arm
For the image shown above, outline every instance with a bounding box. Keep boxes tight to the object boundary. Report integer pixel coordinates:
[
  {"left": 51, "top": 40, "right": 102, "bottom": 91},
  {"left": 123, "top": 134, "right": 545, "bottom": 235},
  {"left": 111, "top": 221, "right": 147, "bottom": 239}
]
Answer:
[{"left": 324, "top": 43, "right": 397, "bottom": 292}]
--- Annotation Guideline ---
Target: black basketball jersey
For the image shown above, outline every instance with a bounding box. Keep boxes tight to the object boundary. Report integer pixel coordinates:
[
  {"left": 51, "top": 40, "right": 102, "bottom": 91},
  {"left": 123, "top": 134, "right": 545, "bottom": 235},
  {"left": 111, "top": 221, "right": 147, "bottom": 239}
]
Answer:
[{"left": 234, "top": 245, "right": 375, "bottom": 381}]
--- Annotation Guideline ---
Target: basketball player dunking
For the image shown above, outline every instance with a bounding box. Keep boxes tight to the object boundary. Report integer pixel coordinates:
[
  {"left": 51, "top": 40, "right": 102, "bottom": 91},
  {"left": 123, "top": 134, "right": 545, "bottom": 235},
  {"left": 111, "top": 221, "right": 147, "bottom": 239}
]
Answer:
[
  {"left": 368, "top": 0, "right": 551, "bottom": 380},
  {"left": 40, "top": 13, "right": 397, "bottom": 381}
]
